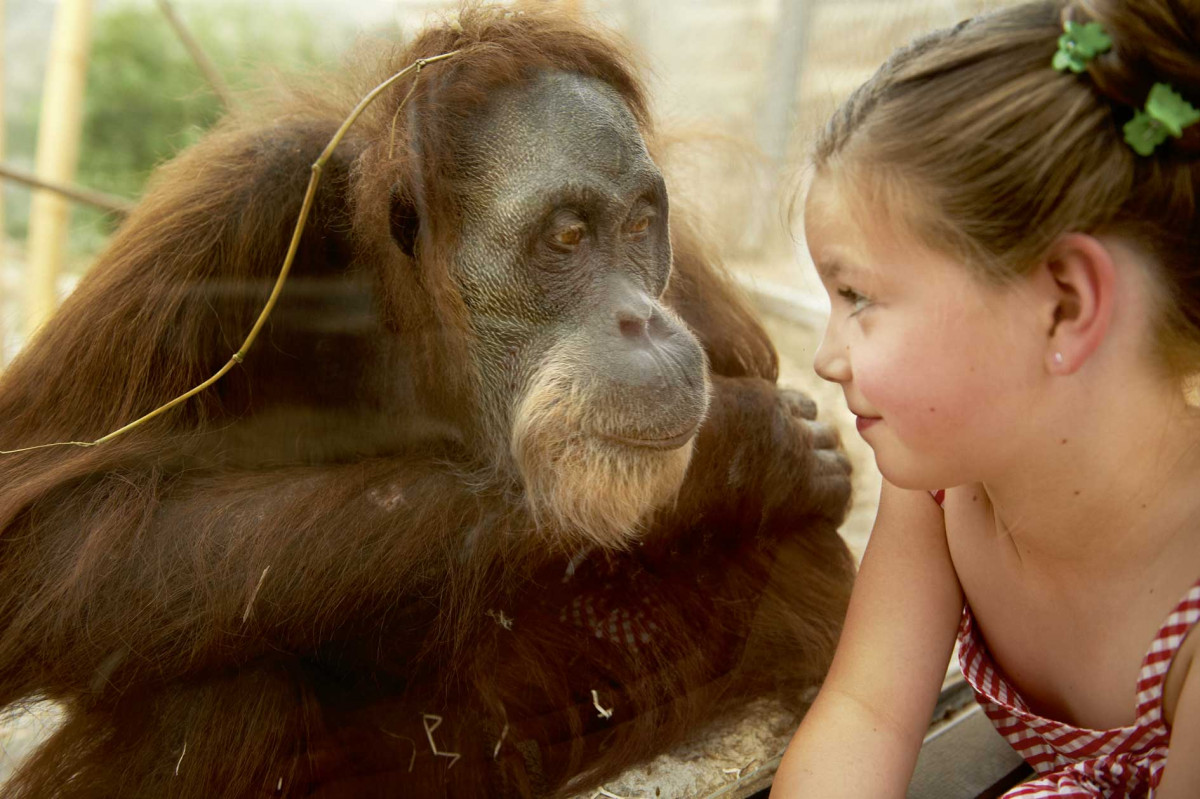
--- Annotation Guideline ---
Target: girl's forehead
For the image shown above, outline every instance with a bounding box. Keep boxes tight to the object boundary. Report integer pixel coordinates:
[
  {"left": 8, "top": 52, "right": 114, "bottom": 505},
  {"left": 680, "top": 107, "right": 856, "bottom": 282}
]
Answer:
[
  {"left": 803, "top": 173, "right": 848, "bottom": 230},
  {"left": 804, "top": 174, "right": 894, "bottom": 279},
  {"left": 804, "top": 172, "right": 975, "bottom": 290}
]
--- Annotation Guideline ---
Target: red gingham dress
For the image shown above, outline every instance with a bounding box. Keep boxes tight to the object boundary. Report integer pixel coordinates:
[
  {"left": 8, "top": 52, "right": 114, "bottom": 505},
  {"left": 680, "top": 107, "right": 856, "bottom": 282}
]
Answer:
[{"left": 957, "top": 579, "right": 1200, "bottom": 797}]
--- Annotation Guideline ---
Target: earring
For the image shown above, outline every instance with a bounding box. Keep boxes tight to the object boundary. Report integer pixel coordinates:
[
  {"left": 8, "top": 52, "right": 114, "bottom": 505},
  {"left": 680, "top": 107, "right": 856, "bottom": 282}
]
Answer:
[{"left": 1053, "top": 352, "right": 1064, "bottom": 365}]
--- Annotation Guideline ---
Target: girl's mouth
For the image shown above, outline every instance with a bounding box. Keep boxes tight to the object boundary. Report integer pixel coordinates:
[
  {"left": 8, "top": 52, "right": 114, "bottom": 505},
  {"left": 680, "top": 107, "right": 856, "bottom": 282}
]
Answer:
[{"left": 855, "top": 415, "right": 881, "bottom": 433}]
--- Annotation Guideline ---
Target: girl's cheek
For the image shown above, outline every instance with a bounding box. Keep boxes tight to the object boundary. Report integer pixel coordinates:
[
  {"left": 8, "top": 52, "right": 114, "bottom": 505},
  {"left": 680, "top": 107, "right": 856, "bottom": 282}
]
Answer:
[
  {"left": 856, "top": 345, "right": 953, "bottom": 429},
  {"left": 852, "top": 342, "right": 908, "bottom": 404}
]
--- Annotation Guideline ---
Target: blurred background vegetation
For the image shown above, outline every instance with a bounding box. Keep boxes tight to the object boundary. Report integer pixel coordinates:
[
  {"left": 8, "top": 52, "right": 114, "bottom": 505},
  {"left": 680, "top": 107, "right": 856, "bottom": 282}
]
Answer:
[{"left": 3, "top": 0, "right": 351, "bottom": 256}]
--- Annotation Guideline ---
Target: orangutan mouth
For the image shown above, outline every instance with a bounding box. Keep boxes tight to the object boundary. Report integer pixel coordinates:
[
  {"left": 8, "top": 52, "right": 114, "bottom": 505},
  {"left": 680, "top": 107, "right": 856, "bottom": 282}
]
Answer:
[{"left": 603, "top": 424, "right": 699, "bottom": 451}]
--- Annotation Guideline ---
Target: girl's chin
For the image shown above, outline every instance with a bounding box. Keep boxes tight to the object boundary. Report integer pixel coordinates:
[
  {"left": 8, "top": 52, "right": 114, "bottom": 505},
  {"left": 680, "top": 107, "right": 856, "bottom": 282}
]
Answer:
[{"left": 873, "top": 455, "right": 953, "bottom": 493}]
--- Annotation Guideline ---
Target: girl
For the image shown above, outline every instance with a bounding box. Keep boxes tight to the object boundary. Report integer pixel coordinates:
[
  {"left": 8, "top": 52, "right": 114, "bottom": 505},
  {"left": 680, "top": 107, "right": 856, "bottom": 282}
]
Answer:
[{"left": 771, "top": 1, "right": 1200, "bottom": 796}]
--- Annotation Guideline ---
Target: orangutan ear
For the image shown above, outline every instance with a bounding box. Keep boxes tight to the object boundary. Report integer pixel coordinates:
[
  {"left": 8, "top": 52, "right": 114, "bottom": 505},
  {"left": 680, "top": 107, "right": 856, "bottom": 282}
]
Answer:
[
  {"left": 1037, "top": 233, "right": 1117, "bottom": 375},
  {"left": 389, "top": 184, "right": 420, "bottom": 258}
]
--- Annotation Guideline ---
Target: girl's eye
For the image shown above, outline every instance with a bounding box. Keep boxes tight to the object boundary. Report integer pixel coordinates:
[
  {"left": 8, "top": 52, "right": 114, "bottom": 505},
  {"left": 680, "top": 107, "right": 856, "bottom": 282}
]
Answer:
[
  {"left": 552, "top": 225, "right": 584, "bottom": 249},
  {"left": 837, "top": 287, "right": 871, "bottom": 314}
]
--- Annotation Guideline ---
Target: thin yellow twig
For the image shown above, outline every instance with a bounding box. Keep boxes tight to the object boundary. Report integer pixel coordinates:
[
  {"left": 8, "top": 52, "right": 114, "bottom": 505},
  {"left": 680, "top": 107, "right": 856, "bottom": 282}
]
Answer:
[
  {"left": 379, "top": 728, "right": 418, "bottom": 772},
  {"left": 421, "top": 713, "right": 462, "bottom": 769},
  {"left": 592, "top": 788, "right": 643, "bottom": 799},
  {"left": 721, "top": 759, "right": 757, "bottom": 780},
  {"left": 388, "top": 59, "right": 429, "bottom": 160},
  {"left": 492, "top": 722, "right": 509, "bottom": 759},
  {"left": 0, "top": 49, "right": 459, "bottom": 458},
  {"left": 591, "top": 689, "right": 613, "bottom": 720},
  {"left": 486, "top": 608, "right": 514, "bottom": 630}
]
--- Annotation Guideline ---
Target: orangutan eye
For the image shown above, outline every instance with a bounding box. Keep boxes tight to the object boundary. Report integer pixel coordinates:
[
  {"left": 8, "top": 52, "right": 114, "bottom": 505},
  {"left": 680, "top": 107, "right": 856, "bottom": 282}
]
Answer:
[
  {"left": 550, "top": 223, "right": 585, "bottom": 251},
  {"left": 629, "top": 216, "right": 651, "bottom": 237}
]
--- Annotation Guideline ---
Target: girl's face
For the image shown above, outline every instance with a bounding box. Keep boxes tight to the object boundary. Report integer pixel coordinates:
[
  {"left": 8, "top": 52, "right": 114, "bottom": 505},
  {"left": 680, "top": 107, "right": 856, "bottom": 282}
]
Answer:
[{"left": 806, "top": 175, "right": 1047, "bottom": 490}]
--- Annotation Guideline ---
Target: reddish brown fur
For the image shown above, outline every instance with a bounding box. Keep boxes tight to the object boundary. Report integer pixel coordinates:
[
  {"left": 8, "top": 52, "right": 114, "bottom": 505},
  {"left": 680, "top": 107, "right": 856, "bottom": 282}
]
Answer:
[{"left": 0, "top": 6, "right": 853, "bottom": 797}]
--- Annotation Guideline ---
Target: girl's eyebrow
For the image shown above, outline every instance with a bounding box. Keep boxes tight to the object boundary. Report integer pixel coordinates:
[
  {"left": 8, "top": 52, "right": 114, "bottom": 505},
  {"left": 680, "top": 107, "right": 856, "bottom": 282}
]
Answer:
[
  {"left": 815, "top": 258, "right": 843, "bottom": 281},
  {"left": 817, "top": 255, "right": 869, "bottom": 283}
]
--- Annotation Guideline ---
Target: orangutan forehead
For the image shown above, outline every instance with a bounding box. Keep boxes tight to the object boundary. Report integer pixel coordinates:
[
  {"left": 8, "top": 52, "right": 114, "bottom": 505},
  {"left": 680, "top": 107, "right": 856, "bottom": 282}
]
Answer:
[{"left": 455, "top": 71, "right": 658, "bottom": 198}]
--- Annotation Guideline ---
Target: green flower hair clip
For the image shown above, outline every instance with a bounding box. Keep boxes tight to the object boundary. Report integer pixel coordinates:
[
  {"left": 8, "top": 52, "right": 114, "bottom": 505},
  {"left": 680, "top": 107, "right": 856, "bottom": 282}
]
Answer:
[
  {"left": 1123, "top": 83, "right": 1200, "bottom": 156},
  {"left": 1052, "top": 20, "right": 1112, "bottom": 73}
]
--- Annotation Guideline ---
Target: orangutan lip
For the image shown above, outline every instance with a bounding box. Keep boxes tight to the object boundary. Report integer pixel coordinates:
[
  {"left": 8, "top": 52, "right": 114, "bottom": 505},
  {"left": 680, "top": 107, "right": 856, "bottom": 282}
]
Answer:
[{"left": 605, "top": 425, "right": 699, "bottom": 451}]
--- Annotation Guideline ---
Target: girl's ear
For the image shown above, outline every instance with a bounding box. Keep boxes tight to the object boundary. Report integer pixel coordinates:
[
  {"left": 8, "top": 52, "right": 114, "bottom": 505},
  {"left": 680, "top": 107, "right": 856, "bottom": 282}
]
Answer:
[{"left": 1033, "top": 233, "right": 1117, "bottom": 375}]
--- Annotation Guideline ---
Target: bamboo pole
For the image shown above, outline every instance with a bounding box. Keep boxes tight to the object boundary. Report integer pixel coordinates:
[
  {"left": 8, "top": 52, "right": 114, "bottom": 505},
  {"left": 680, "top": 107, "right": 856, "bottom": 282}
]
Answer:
[
  {"left": 0, "top": 0, "right": 7, "bottom": 247},
  {"left": 24, "top": 0, "right": 94, "bottom": 339},
  {"left": 747, "top": 0, "right": 810, "bottom": 256},
  {"left": 0, "top": 0, "right": 7, "bottom": 364}
]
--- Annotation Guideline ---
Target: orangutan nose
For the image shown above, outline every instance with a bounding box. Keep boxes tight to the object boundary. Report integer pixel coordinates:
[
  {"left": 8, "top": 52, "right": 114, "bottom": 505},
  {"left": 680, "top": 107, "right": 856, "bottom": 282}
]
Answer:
[
  {"left": 617, "top": 310, "right": 650, "bottom": 341},
  {"left": 612, "top": 281, "right": 666, "bottom": 345}
]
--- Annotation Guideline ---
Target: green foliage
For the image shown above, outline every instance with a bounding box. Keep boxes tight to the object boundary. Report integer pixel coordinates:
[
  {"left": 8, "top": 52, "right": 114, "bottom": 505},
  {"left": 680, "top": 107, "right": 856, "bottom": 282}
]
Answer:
[
  {"left": 79, "top": 6, "right": 220, "bottom": 203},
  {"left": 22, "top": 1, "right": 349, "bottom": 255}
]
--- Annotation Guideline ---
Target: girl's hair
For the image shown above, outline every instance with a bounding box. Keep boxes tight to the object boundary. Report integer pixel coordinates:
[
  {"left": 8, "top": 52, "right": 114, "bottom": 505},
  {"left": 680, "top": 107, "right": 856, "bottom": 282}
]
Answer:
[{"left": 814, "top": 0, "right": 1200, "bottom": 374}]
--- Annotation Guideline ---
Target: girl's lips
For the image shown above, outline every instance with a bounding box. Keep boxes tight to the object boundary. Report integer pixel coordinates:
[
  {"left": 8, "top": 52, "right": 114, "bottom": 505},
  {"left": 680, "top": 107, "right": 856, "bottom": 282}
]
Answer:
[{"left": 855, "top": 415, "right": 881, "bottom": 433}]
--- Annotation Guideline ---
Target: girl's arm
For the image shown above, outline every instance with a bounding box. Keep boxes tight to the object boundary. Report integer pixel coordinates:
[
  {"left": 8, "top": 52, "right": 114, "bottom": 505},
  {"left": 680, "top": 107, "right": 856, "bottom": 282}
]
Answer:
[
  {"left": 1156, "top": 659, "right": 1200, "bottom": 797},
  {"left": 769, "top": 480, "right": 964, "bottom": 799}
]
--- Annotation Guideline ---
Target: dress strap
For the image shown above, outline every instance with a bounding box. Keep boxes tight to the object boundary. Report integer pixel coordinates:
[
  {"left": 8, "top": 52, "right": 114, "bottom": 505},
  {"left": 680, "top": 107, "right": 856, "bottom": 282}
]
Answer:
[{"left": 1135, "top": 577, "right": 1200, "bottom": 725}]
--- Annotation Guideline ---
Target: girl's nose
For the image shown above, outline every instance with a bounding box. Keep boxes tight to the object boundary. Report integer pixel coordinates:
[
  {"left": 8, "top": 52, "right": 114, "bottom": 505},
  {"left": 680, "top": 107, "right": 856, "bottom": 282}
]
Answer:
[{"left": 814, "top": 323, "right": 851, "bottom": 384}]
